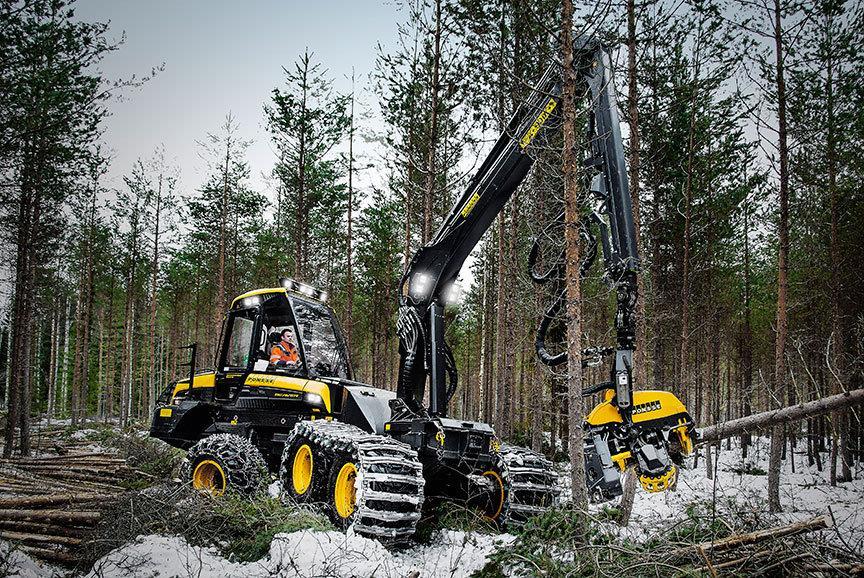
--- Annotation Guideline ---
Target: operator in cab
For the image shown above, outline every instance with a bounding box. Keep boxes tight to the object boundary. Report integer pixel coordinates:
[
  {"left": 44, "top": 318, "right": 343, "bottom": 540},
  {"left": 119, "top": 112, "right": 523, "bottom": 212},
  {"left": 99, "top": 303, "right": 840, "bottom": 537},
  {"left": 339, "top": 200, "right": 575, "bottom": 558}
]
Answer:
[{"left": 270, "top": 329, "right": 300, "bottom": 368}]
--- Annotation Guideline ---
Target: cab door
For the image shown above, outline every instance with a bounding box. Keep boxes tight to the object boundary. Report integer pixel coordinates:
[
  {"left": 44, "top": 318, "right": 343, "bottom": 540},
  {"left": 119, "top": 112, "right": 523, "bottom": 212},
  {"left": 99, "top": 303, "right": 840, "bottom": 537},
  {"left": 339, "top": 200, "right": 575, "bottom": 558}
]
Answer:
[{"left": 215, "top": 307, "right": 258, "bottom": 401}]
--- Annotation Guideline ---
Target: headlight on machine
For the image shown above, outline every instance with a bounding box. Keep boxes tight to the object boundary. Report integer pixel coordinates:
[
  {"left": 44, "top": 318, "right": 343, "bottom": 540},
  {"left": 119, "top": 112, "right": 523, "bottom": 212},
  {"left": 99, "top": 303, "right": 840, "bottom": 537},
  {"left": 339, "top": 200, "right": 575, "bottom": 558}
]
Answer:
[{"left": 304, "top": 393, "right": 323, "bottom": 406}]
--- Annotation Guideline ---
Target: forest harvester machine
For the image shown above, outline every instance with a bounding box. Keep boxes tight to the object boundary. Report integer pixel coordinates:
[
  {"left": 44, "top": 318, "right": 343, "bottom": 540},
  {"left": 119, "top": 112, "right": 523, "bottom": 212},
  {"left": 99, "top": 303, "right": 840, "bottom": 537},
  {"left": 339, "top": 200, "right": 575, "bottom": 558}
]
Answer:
[{"left": 150, "top": 37, "right": 695, "bottom": 541}]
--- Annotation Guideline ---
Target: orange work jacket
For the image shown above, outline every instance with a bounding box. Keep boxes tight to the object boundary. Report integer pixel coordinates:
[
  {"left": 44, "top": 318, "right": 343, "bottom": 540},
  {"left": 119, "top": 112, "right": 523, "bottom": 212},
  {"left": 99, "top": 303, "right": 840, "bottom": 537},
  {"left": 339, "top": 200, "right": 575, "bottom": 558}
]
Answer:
[{"left": 270, "top": 341, "right": 299, "bottom": 364}]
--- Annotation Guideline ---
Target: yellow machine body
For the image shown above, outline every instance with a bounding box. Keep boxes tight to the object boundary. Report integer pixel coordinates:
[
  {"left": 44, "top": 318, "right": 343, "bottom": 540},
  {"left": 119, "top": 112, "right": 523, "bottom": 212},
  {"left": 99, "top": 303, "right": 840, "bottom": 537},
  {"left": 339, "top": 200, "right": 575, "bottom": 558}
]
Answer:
[
  {"left": 586, "top": 390, "right": 688, "bottom": 426},
  {"left": 169, "top": 372, "right": 332, "bottom": 413}
]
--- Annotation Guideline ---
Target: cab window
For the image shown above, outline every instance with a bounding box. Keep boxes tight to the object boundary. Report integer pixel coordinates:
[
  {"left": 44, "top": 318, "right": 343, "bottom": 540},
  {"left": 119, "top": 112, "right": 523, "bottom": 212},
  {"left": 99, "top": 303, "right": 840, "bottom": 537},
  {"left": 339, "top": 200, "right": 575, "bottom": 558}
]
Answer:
[
  {"left": 257, "top": 297, "right": 304, "bottom": 375},
  {"left": 224, "top": 310, "right": 255, "bottom": 370},
  {"left": 291, "top": 297, "right": 350, "bottom": 379}
]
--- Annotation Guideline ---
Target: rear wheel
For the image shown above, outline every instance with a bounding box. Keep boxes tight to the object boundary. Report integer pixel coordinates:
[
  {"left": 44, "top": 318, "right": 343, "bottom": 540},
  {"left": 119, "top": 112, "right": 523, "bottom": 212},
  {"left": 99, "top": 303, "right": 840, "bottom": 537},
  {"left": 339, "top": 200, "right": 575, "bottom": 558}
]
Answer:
[
  {"left": 181, "top": 433, "right": 268, "bottom": 496},
  {"left": 480, "top": 469, "right": 506, "bottom": 521},
  {"left": 494, "top": 444, "right": 560, "bottom": 528},
  {"left": 327, "top": 453, "right": 359, "bottom": 525},
  {"left": 280, "top": 433, "right": 322, "bottom": 502}
]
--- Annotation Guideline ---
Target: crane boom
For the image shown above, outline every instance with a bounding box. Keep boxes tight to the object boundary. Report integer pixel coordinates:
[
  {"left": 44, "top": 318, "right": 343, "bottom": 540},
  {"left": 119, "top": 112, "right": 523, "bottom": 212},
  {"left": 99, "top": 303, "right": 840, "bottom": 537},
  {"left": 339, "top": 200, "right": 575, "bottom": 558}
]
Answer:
[{"left": 397, "top": 37, "right": 640, "bottom": 417}]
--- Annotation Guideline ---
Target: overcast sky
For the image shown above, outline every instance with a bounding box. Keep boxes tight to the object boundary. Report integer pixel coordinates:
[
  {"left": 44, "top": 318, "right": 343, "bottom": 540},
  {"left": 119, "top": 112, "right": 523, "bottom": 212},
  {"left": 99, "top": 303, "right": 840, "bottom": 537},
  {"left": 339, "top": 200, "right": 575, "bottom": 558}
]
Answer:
[{"left": 75, "top": 0, "right": 402, "bottom": 197}]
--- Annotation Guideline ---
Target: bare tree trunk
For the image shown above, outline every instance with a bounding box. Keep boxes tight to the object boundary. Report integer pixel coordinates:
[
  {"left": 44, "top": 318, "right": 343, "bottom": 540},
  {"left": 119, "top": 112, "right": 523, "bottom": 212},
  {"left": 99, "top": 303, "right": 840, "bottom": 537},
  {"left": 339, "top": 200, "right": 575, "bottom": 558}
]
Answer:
[
  {"left": 678, "top": 61, "right": 700, "bottom": 408},
  {"left": 214, "top": 118, "right": 232, "bottom": 359},
  {"left": 96, "top": 309, "right": 104, "bottom": 419},
  {"left": 345, "top": 71, "right": 356, "bottom": 359},
  {"left": 146, "top": 174, "right": 163, "bottom": 417},
  {"left": 617, "top": 467, "right": 638, "bottom": 526},
  {"left": 741, "top": 190, "right": 753, "bottom": 458},
  {"left": 823, "top": 17, "right": 851, "bottom": 484},
  {"left": 120, "top": 218, "right": 139, "bottom": 427},
  {"left": 104, "top": 274, "right": 116, "bottom": 421},
  {"left": 699, "top": 388, "right": 864, "bottom": 444},
  {"left": 531, "top": 168, "right": 545, "bottom": 452},
  {"left": 561, "top": 0, "right": 588, "bottom": 514},
  {"left": 423, "top": 0, "right": 441, "bottom": 244},
  {"left": 4, "top": 192, "right": 30, "bottom": 457},
  {"left": 46, "top": 300, "right": 58, "bottom": 425},
  {"left": 768, "top": 0, "right": 790, "bottom": 514},
  {"left": 56, "top": 299, "right": 70, "bottom": 420}
]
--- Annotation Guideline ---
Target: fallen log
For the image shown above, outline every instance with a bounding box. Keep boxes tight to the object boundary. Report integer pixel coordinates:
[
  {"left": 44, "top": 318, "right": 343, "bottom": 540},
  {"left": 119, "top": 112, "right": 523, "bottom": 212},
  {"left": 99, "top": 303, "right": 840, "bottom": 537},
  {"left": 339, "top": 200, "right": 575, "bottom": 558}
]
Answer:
[
  {"left": 0, "top": 492, "right": 110, "bottom": 509},
  {"left": 693, "top": 549, "right": 773, "bottom": 573},
  {"left": 671, "top": 515, "right": 830, "bottom": 559},
  {"left": 698, "top": 389, "right": 864, "bottom": 445},
  {"left": 19, "top": 468, "right": 124, "bottom": 483},
  {"left": 17, "top": 544, "right": 78, "bottom": 564},
  {"left": 0, "top": 520, "right": 88, "bottom": 537},
  {"left": 0, "top": 457, "right": 126, "bottom": 467},
  {"left": 0, "top": 508, "right": 101, "bottom": 525},
  {"left": 0, "top": 529, "right": 82, "bottom": 547},
  {"left": 0, "top": 470, "right": 113, "bottom": 494},
  {"left": 14, "top": 472, "right": 126, "bottom": 492}
]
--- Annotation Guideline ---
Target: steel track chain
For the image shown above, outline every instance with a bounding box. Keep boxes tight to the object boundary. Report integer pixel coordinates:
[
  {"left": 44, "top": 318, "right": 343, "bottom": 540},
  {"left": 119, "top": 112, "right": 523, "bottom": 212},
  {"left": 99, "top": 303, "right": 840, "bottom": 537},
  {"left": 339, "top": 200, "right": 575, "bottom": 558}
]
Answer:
[
  {"left": 286, "top": 420, "right": 425, "bottom": 540},
  {"left": 497, "top": 443, "right": 560, "bottom": 527}
]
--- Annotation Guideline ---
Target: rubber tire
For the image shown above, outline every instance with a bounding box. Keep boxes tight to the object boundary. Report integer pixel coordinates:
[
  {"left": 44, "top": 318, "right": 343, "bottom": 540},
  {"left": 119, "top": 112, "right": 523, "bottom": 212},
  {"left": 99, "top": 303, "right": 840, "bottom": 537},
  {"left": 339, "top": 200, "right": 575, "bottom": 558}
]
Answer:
[
  {"left": 180, "top": 433, "right": 268, "bottom": 496},
  {"left": 279, "top": 434, "right": 323, "bottom": 503},
  {"left": 324, "top": 450, "right": 358, "bottom": 529}
]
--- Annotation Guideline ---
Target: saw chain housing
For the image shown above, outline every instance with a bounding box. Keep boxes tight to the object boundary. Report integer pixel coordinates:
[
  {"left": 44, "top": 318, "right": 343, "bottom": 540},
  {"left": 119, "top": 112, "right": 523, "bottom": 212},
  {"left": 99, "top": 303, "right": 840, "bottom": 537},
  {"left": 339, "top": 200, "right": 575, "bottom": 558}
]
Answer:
[{"left": 583, "top": 389, "right": 695, "bottom": 502}]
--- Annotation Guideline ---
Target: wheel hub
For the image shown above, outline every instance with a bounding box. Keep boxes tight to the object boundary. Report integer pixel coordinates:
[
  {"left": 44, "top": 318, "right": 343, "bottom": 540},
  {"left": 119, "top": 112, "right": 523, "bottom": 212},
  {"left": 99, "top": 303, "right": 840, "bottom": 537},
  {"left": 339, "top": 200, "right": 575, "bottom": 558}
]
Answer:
[
  {"left": 292, "top": 444, "right": 313, "bottom": 495},
  {"left": 192, "top": 459, "right": 226, "bottom": 496},
  {"left": 334, "top": 462, "right": 357, "bottom": 518}
]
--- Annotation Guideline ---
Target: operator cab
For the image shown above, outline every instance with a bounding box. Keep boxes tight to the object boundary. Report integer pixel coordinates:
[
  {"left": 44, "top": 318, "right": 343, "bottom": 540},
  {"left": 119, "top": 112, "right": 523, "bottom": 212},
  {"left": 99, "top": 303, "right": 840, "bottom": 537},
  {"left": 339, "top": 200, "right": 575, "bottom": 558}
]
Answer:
[{"left": 216, "top": 280, "right": 352, "bottom": 400}]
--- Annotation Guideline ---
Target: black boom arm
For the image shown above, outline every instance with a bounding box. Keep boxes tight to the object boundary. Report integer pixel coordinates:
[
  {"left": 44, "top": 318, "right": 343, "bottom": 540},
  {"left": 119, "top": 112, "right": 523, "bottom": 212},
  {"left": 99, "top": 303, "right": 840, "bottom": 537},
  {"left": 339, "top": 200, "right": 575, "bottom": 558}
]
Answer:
[{"left": 396, "top": 37, "right": 640, "bottom": 417}]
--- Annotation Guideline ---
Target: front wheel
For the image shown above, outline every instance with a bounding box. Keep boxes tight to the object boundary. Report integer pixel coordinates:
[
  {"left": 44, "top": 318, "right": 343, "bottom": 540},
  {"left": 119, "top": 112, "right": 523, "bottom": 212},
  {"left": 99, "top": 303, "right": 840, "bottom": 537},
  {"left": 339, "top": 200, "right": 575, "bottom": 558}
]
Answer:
[{"left": 181, "top": 433, "right": 268, "bottom": 496}]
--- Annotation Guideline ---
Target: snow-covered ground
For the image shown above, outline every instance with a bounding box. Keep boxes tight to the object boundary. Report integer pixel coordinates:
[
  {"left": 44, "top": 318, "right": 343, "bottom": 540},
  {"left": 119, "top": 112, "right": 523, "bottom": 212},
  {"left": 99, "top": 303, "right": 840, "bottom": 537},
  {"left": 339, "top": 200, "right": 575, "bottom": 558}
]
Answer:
[
  {"left": 79, "top": 530, "right": 512, "bottom": 578},
  {"left": 582, "top": 437, "right": 864, "bottom": 551},
  {"left": 4, "top": 437, "right": 861, "bottom": 577}
]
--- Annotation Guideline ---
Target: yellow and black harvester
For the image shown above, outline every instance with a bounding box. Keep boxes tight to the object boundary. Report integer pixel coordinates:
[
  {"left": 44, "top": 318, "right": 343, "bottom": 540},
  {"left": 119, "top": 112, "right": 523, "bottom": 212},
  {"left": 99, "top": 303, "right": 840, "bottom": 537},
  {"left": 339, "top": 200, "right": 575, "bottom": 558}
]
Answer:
[{"left": 151, "top": 37, "right": 695, "bottom": 541}]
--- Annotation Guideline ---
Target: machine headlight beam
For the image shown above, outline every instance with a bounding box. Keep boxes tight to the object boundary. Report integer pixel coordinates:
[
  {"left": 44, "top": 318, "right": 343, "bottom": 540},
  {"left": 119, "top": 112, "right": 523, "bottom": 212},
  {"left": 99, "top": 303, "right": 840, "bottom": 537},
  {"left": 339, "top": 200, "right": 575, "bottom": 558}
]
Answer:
[{"left": 279, "top": 277, "right": 328, "bottom": 302}]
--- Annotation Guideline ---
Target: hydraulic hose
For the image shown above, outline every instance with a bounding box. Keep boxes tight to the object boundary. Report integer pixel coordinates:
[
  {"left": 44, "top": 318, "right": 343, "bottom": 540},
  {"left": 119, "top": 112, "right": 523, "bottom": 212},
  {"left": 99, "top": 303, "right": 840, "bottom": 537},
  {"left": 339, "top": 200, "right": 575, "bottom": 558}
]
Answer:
[{"left": 532, "top": 221, "right": 599, "bottom": 367}]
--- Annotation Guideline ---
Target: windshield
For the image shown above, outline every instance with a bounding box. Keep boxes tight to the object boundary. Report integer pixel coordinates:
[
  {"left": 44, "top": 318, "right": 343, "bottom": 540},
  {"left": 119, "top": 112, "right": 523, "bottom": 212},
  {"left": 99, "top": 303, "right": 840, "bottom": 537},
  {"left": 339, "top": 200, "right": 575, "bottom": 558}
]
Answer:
[
  {"left": 290, "top": 297, "right": 350, "bottom": 379},
  {"left": 256, "top": 296, "right": 304, "bottom": 376}
]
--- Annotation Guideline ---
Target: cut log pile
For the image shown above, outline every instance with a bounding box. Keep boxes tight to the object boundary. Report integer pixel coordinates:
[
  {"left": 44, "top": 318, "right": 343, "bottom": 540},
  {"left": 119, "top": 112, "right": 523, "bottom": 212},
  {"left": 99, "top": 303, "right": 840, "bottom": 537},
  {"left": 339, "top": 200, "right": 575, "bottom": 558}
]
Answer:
[{"left": 0, "top": 428, "right": 152, "bottom": 565}]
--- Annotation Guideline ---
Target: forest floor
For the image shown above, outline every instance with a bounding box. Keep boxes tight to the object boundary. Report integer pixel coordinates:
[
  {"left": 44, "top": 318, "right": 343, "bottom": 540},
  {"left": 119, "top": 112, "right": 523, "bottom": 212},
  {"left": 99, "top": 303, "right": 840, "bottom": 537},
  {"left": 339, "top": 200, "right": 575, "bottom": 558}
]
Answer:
[{"left": 1, "top": 421, "right": 862, "bottom": 577}]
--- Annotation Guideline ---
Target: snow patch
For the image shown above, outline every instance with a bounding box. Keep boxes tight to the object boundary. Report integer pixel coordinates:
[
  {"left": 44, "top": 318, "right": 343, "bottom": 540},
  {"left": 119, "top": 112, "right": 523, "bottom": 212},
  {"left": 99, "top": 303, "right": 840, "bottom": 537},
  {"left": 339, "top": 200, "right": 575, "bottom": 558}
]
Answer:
[
  {"left": 85, "top": 535, "right": 251, "bottom": 578},
  {"left": 557, "top": 436, "right": 864, "bottom": 552},
  {"left": 82, "top": 530, "right": 512, "bottom": 577},
  {"left": 69, "top": 429, "right": 98, "bottom": 440},
  {"left": 0, "top": 541, "right": 64, "bottom": 578}
]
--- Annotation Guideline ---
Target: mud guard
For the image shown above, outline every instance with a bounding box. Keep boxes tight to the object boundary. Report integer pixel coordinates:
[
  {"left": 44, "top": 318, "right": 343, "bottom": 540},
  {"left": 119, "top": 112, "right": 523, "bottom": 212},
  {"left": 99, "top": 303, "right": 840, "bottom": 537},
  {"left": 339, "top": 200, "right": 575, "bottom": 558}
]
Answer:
[{"left": 340, "top": 384, "right": 396, "bottom": 434}]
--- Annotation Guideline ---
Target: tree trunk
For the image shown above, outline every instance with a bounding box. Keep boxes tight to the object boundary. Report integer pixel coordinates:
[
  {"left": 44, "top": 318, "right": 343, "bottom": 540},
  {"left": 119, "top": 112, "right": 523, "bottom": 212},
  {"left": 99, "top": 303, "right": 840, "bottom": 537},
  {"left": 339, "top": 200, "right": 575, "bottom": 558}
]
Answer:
[
  {"left": 768, "top": 0, "right": 789, "bottom": 514},
  {"left": 345, "top": 71, "right": 356, "bottom": 359},
  {"left": 698, "top": 389, "right": 864, "bottom": 444},
  {"left": 214, "top": 122, "right": 231, "bottom": 359},
  {"left": 561, "top": 0, "right": 588, "bottom": 514},
  {"left": 741, "top": 189, "right": 753, "bottom": 457},
  {"left": 423, "top": 0, "right": 441, "bottom": 244},
  {"left": 678, "top": 46, "right": 701, "bottom": 408},
  {"left": 147, "top": 174, "right": 163, "bottom": 417},
  {"left": 120, "top": 214, "right": 139, "bottom": 427}
]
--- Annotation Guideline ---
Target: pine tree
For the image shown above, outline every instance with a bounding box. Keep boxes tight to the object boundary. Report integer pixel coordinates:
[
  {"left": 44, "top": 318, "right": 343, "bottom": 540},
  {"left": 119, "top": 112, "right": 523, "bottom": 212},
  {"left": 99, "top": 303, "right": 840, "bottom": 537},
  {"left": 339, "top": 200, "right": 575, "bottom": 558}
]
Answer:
[{"left": 265, "top": 50, "right": 350, "bottom": 283}]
